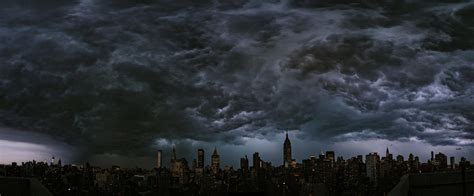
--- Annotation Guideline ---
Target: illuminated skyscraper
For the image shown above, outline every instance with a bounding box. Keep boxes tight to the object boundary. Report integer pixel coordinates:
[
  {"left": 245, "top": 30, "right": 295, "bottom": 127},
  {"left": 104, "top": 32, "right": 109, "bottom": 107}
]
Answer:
[
  {"left": 157, "top": 150, "right": 162, "bottom": 168},
  {"left": 283, "top": 131, "right": 292, "bottom": 167}
]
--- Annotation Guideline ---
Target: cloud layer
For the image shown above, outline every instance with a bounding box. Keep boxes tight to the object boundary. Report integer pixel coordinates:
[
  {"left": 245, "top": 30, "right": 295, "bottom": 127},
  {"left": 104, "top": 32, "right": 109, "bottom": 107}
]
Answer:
[{"left": 0, "top": 0, "right": 473, "bottom": 165}]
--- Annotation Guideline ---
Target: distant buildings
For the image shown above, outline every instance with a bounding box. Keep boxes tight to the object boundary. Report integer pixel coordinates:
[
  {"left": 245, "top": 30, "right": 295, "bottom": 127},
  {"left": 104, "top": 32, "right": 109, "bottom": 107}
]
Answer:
[{"left": 1, "top": 131, "right": 472, "bottom": 196}]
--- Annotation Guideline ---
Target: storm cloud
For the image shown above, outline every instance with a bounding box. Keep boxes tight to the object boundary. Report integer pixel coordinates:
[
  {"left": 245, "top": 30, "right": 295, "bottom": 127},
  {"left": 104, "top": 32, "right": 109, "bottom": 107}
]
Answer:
[{"left": 0, "top": 0, "right": 473, "bottom": 166}]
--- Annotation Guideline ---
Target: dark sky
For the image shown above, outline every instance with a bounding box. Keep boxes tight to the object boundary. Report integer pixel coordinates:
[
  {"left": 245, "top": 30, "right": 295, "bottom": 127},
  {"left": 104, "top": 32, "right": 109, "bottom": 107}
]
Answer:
[{"left": 0, "top": 0, "right": 473, "bottom": 168}]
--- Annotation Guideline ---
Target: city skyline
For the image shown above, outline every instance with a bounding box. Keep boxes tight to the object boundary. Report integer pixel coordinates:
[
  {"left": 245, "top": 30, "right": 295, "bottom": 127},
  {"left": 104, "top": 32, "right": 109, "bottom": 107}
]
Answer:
[
  {"left": 2, "top": 131, "right": 471, "bottom": 170},
  {"left": 1, "top": 132, "right": 471, "bottom": 196},
  {"left": 0, "top": 0, "right": 474, "bottom": 172}
]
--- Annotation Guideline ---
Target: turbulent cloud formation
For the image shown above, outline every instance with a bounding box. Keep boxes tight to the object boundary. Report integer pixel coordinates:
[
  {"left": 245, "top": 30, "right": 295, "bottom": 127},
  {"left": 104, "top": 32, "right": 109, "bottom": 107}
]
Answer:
[{"left": 0, "top": 0, "right": 473, "bottom": 165}]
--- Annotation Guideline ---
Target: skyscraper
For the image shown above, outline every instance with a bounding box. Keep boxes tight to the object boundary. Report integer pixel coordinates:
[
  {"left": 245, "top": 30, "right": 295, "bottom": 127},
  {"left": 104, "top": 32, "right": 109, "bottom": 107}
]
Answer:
[
  {"left": 326, "top": 151, "right": 335, "bottom": 162},
  {"left": 283, "top": 131, "right": 292, "bottom": 167},
  {"left": 157, "top": 150, "right": 162, "bottom": 168},
  {"left": 197, "top": 149, "right": 204, "bottom": 168},
  {"left": 171, "top": 147, "right": 181, "bottom": 177},
  {"left": 385, "top": 147, "right": 393, "bottom": 161},
  {"left": 241, "top": 155, "right": 249, "bottom": 171},
  {"left": 450, "top": 156, "right": 455, "bottom": 169},
  {"left": 366, "top": 152, "right": 380, "bottom": 184},
  {"left": 211, "top": 147, "right": 220, "bottom": 173},
  {"left": 253, "top": 152, "right": 261, "bottom": 169},
  {"left": 434, "top": 152, "right": 448, "bottom": 169}
]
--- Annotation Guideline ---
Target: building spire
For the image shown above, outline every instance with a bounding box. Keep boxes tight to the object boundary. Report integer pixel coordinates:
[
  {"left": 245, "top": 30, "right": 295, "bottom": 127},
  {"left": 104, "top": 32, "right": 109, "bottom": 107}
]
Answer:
[{"left": 283, "top": 130, "right": 292, "bottom": 167}]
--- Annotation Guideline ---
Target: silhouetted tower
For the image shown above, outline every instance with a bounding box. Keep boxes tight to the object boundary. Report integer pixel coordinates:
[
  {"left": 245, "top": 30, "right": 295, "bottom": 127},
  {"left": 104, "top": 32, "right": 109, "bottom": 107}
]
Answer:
[
  {"left": 385, "top": 147, "right": 393, "bottom": 160},
  {"left": 157, "top": 150, "right": 162, "bottom": 168},
  {"left": 241, "top": 155, "right": 249, "bottom": 171},
  {"left": 211, "top": 147, "right": 220, "bottom": 173},
  {"left": 283, "top": 131, "right": 292, "bottom": 167},
  {"left": 172, "top": 147, "right": 177, "bottom": 161},
  {"left": 450, "top": 156, "right": 455, "bottom": 169},
  {"left": 366, "top": 152, "right": 380, "bottom": 185},
  {"left": 197, "top": 149, "right": 205, "bottom": 168},
  {"left": 253, "top": 152, "right": 261, "bottom": 169}
]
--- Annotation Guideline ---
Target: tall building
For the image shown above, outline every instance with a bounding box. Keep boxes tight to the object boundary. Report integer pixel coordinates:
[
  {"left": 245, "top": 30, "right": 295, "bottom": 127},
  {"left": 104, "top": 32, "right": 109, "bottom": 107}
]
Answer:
[
  {"left": 253, "top": 152, "right": 261, "bottom": 169},
  {"left": 211, "top": 147, "right": 220, "bottom": 173},
  {"left": 326, "top": 151, "right": 335, "bottom": 163},
  {"left": 157, "top": 150, "right": 162, "bottom": 168},
  {"left": 366, "top": 152, "right": 380, "bottom": 184},
  {"left": 396, "top": 155, "right": 404, "bottom": 163},
  {"left": 450, "top": 156, "right": 455, "bottom": 169},
  {"left": 241, "top": 155, "right": 249, "bottom": 171},
  {"left": 171, "top": 147, "right": 182, "bottom": 178},
  {"left": 385, "top": 147, "right": 393, "bottom": 161},
  {"left": 434, "top": 152, "right": 448, "bottom": 169},
  {"left": 197, "top": 149, "right": 204, "bottom": 168},
  {"left": 283, "top": 131, "right": 292, "bottom": 167}
]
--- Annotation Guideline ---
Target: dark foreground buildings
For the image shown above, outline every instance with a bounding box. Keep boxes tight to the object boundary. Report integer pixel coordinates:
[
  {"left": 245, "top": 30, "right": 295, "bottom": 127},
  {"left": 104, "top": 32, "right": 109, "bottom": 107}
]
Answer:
[{"left": 0, "top": 133, "right": 472, "bottom": 196}]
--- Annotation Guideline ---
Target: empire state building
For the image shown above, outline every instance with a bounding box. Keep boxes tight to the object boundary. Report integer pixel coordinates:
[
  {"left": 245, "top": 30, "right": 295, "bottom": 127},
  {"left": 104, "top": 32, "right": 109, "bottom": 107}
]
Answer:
[{"left": 283, "top": 131, "right": 292, "bottom": 168}]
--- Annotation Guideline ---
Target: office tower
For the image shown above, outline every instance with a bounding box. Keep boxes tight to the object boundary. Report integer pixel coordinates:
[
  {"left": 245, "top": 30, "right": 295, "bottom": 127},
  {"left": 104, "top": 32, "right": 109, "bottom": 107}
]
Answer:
[
  {"left": 434, "top": 152, "right": 448, "bottom": 169},
  {"left": 326, "top": 151, "right": 335, "bottom": 162},
  {"left": 408, "top": 153, "right": 414, "bottom": 162},
  {"left": 171, "top": 147, "right": 180, "bottom": 177},
  {"left": 431, "top": 151, "right": 434, "bottom": 161},
  {"left": 192, "top": 159, "right": 197, "bottom": 170},
  {"left": 396, "top": 155, "right": 404, "bottom": 163},
  {"left": 51, "top": 156, "right": 55, "bottom": 166},
  {"left": 407, "top": 153, "right": 416, "bottom": 171},
  {"left": 385, "top": 147, "right": 393, "bottom": 161},
  {"left": 253, "top": 152, "right": 261, "bottom": 169},
  {"left": 197, "top": 149, "right": 204, "bottom": 168},
  {"left": 366, "top": 152, "right": 380, "bottom": 184},
  {"left": 157, "top": 150, "right": 162, "bottom": 168},
  {"left": 241, "top": 155, "right": 249, "bottom": 171},
  {"left": 211, "top": 147, "right": 220, "bottom": 173},
  {"left": 450, "top": 156, "right": 455, "bottom": 169},
  {"left": 283, "top": 131, "right": 292, "bottom": 167}
]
